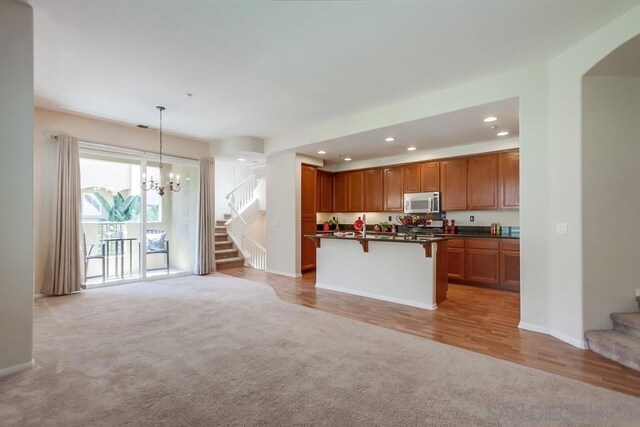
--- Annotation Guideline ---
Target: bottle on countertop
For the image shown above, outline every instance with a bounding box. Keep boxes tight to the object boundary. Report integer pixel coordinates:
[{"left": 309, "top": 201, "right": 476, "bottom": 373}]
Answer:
[
  {"left": 391, "top": 222, "right": 396, "bottom": 233},
  {"left": 450, "top": 219, "right": 457, "bottom": 234},
  {"left": 443, "top": 219, "right": 450, "bottom": 234}
]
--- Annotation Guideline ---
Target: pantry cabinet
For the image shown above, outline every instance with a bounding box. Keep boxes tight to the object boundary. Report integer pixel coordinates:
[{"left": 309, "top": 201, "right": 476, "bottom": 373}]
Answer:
[{"left": 316, "top": 171, "right": 333, "bottom": 213}]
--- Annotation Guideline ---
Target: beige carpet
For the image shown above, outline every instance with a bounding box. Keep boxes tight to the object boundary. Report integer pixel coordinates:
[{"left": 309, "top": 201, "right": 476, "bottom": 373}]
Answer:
[{"left": 1, "top": 274, "right": 639, "bottom": 426}]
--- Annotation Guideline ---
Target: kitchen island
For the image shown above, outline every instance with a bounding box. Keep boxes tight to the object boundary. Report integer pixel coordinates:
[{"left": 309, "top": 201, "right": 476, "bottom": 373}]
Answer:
[{"left": 306, "top": 233, "right": 449, "bottom": 310}]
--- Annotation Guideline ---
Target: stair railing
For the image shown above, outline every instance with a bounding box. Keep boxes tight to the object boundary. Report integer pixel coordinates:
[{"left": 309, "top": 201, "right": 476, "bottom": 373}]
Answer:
[{"left": 224, "top": 174, "right": 266, "bottom": 270}]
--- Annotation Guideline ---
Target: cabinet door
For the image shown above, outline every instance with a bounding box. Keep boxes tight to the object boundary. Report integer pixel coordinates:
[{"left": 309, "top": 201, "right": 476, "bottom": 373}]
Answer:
[
  {"left": 420, "top": 162, "right": 440, "bottom": 192},
  {"left": 383, "top": 167, "right": 404, "bottom": 211},
  {"left": 333, "top": 172, "right": 348, "bottom": 212},
  {"left": 465, "top": 247, "right": 500, "bottom": 285},
  {"left": 440, "top": 158, "right": 467, "bottom": 211},
  {"left": 467, "top": 154, "right": 498, "bottom": 210},
  {"left": 402, "top": 164, "right": 421, "bottom": 193},
  {"left": 364, "top": 169, "right": 383, "bottom": 212},
  {"left": 301, "top": 165, "right": 317, "bottom": 217},
  {"left": 301, "top": 218, "right": 317, "bottom": 272},
  {"left": 317, "top": 171, "right": 333, "bottom": 213},
  {"left": 498, "top": 151, "right": 520, "bottom": 209},
  {"left": 500, "top": 251, "right": 520, "bottom": 290},
  {"left": 447, "top": 247, "right": 465, "bottom": 281},
  {"left": 347, "top": 171, "right": 365, "bottom": 212}
]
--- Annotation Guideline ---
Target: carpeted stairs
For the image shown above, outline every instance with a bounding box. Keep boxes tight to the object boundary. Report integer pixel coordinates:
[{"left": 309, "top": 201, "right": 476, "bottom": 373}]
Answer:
[
  {"left": 215, "top": 215, "right": 244, "bottom": 270},
  {"left": 585, "top": 296, "right": 640, "bottom": 372}
]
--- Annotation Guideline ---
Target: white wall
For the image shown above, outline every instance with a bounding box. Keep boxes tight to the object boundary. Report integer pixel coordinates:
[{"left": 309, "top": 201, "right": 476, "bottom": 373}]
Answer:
[
  {"left": 262, "top": 4, "right": 640, "bottom": 348},
  {"left": 582, "top": 76, "right": 640, "bottom": 331},
  {"left": 0, "top": 0, "right": 34, "bottom": 376},
  {"left": 214, "top": 160, "right": 253, "bottom": 220},
  {"left": 34, "top": 107, "right": 210, "bottom": 293}
]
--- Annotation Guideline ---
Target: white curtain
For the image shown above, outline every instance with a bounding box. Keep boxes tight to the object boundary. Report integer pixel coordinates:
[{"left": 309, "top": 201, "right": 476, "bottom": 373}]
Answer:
[
  {"left": 45, "top": 135, "right": 83, "bottom": 295},
  {"left": 195, "top": 157, "right": 215, "bottom": 275}
]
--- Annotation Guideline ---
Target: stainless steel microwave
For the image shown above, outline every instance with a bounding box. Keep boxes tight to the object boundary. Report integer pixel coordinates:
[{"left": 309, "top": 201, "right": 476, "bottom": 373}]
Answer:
[{"left": 403, "top": 192, "right": 440, "bottom": 214}]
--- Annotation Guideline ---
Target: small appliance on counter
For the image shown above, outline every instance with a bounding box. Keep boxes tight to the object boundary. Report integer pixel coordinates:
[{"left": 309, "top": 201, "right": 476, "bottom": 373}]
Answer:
[{"left": 403, "top": 192, "right": 440, "bottom": 214}]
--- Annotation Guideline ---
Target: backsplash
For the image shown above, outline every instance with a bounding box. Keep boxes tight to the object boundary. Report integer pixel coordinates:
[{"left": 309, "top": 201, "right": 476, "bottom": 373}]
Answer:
[{"left": 317, "top": 210, "right": 519, "bottom": 227}]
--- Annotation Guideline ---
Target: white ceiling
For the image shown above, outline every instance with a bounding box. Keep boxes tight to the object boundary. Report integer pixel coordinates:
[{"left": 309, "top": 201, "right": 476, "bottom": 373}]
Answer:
[
  {"left": 31, "top": 0, "right": 639, "bottom": 142},
  {"left": 298, "top": 98, "right": 519, "bottom": 164}
]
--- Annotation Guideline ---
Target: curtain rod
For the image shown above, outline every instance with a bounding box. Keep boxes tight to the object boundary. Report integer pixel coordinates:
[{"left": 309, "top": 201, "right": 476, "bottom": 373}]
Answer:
[{"left": 48, "top": 134, "right": 200, "bottom": 162}]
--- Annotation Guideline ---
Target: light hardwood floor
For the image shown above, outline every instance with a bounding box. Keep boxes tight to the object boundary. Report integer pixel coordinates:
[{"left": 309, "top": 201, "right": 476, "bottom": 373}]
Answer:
[{"left": 219, "top": 267, "right": 640, "bottom": 397}]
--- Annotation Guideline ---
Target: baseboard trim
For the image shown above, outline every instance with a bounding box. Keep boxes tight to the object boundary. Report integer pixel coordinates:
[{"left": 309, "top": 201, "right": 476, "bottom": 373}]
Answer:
[
  {"left": 0, "top": 359, "right": 34, "bottom": 379},
  {"left": 316, "top": 283, "right": 437, "bottom": 310},
  {"left": 265, "top": 269, "right": 302, "bottom": 278},
  {"left": 518, "top": 322, "right": 588, "bottom": 349}
]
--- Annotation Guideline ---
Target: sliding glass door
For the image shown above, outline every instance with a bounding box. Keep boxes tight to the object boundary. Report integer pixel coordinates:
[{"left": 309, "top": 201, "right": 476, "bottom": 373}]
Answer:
[
  {"left": 144, "top": 159, "right": 199, "bottom": 278},
  {"left": 80, "top": 146, "right": 199, "bottom": 285}
]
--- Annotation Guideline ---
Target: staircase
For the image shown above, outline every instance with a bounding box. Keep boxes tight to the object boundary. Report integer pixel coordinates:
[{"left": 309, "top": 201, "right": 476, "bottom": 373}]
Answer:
[
  {"left": 223, "top": 174, "right": 267, "bottom": 270},
  {"left": 585, "top": 296, "right": 640, "bottom": 372},
  {"left": 214, "top": 215, "right": 244, "bottom": 270}
]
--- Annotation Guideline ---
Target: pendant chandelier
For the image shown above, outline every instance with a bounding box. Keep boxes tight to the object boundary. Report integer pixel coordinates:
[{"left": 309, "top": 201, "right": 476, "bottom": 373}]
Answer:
[{"left": 141, "top": 106, "right": 181, "bottom": 196}]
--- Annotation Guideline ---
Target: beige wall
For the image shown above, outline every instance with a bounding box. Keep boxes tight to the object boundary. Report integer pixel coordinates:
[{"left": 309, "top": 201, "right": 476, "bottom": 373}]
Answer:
[
  {"left": 0, "top": 0, "right": 34, "bottom": 376},
  {"left": 34, "top": 107, "right": 210, "bottom": 293},
  {"left": 582, "top": 76, "right": 640, "bottom": 330}
]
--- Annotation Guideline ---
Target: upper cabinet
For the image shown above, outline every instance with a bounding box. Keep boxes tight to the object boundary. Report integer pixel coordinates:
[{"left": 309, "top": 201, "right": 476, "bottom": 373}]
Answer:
[
  {"left": 402, "top": 164, "right": 421, "bottom": 193},
  {"left": 347, "top": 171, "right": 365, "bottom": 212},
  {"left": 322, "top": 150, "right": 518, "bottom": 213},
  {"left": 467, "top": 154, "right": 498, "bottom": 210},
  {"left": 441, "top": 158, "right": 467, "bottom": 211},
  {"left": 364, "top": 169, "right": 384, "bottom": 212},
  {"left": 383, "top": 167, "right": 404, "bottom": 211},
  {"left": 301, "top": 164, "right": 317, "bottom": 217},
  {"left": 333, "top": 172, "right": 348, "bottom": 212},
  {"left": 316, "top": 171, "right": 333, "bottom": 213},
  {"left": 420, "top": 162, "right": 440, "bottom": 192},
  {"left": 498, "top": 151, "right": 520, "bottom": 209}
]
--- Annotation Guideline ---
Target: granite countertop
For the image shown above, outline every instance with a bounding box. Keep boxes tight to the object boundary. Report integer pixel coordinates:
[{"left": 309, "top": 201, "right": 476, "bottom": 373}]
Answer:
[
  {"left": 305, "top": 233, "right": 449, "bottom": 244},
  {"left": 435, "top": 233, "right": 520, "bottom": 240}
]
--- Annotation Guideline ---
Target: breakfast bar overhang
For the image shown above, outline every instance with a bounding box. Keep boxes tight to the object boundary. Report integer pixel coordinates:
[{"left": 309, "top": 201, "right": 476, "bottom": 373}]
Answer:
[{"left": 306, "top": 234, "right": 449, "bottom": 309}]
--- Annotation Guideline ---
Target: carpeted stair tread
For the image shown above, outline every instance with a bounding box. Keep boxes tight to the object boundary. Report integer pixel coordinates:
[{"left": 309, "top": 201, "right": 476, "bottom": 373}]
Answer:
[
  {"left": 216, "top": 256, "right": 244, "bottom": 264},
  {"left": 585, "top": 330, "right": 640, "bottom": 372},
  {"left": 611, "top": 312, "right": 640, "bottom": 339},
  {"left": 215, "top": 226, "right": 227, "bottom": 232},
  {"left": 215, "top": 248, "right": 239, "bottom": 260},
  {"left": 214, "top": 240, "right": 233, "bottom": 247}
]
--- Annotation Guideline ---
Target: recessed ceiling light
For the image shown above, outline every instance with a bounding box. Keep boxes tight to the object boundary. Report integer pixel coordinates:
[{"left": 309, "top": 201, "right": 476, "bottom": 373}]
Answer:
[
  {"left": 238, "top": 158, "right": 246, "bottom": 162},
  {"left": 344, "top": 157, "right": 352, "bottom": 161},
  {"left": 484, "top": 116, "right": 498, "bottom": 123},
  {"left": 317, "top": 150, "right": 326, "bottom": 154},
  {"left": 407, "top": 146, "right": 417, "bottom": 151},
  {"left": 496, "top": 131, "right": 510, "bottom": 137},
  {"left": 385, "top": 137, "right": 395, "bottom": 142}
]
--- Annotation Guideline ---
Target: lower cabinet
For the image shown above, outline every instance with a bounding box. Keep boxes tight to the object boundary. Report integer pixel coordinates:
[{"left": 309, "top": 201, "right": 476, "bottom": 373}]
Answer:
[{"left": 447, "top": 238, "right": 520, "bottom": 290}]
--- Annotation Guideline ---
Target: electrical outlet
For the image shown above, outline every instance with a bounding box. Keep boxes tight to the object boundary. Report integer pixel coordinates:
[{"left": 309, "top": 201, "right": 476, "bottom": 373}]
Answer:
[
  {"left": 388, "top": 216, "right": 392, "bottom": 221},
  {"left": 470, "top": 216, "right": 474, "bottom": 222}
]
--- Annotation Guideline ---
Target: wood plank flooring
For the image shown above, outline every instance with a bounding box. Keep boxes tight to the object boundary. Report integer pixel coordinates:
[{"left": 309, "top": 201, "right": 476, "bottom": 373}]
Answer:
[{"left": 219, "top": 267, "right": 640, "bottom": 397}]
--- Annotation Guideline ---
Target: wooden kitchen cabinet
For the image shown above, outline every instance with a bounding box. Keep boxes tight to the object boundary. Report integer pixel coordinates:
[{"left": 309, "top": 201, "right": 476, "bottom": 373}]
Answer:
[
  {"left": 464, "top": 239, "right": 500, "bottom": 285},
  {"left": 383, "top": 166, "right": 404, "bottom": 211},
  {"left": 467, "top": 154, "right": 498, "bottom": 210},
  {"left": 420, "top": 162, "right": 440, "bottom": 192},
  {"left": 333, "top": 172, "right": 348, "bottom": 212},
  {"left": 447, "top": 239, "right": 465, "bottom": 281},
  {"left": 402, "top": 164, "right": 421, "bottom": 193},
  {"left": 500, "top": 239, "right": 520, "bottom": 290},
  {"left": 347, "top": 170, "right": 365, "bottom": 212},
  {"left": 316, "top": 171, "right": 333, "bottom": 213},
  {"left": 498, "top": 151, "right": 520, "bottom": 209},
  {"left": 440, "top": 158, "right": 467, "bottom": 211},
  {"left": 364, "top": 168, "right": 384, "bottom": 212},
  {"left": 301, "top": 165, "right": 317, "bottom": 272}
]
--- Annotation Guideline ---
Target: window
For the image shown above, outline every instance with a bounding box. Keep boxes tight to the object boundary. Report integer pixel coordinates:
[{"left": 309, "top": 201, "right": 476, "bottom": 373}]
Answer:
[{"left": 82, "top": 192, "right": 106, "bottom": 220}]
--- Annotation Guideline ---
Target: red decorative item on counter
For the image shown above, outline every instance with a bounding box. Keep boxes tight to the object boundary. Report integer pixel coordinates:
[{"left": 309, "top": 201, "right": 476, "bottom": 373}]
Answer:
[
  {"left": 323, "top": 222, "right": 330, "bottom": 232},
  {"left": 443, "top": 219, "right": 450, "bottom": 234},
  {"left": 354, "top": 217, "right": 364, "bottom": 231},
  {"left": 450, "top": 219, "right": 457, "bottom": 234}
]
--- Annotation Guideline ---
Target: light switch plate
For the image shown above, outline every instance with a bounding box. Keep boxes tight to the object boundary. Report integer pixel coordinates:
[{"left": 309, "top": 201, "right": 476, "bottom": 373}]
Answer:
[{"left": 556, "top": 222, "right": 568, "bottom": 235}]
